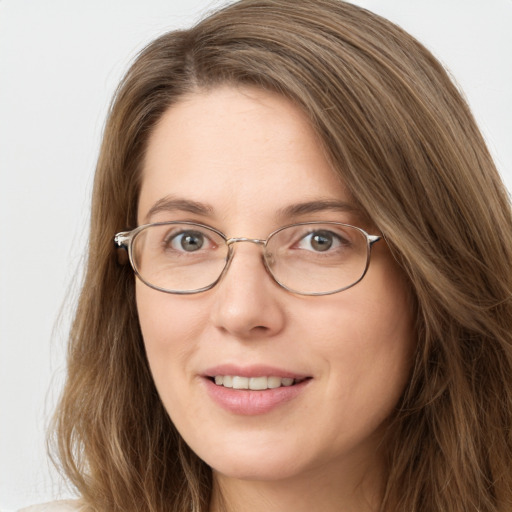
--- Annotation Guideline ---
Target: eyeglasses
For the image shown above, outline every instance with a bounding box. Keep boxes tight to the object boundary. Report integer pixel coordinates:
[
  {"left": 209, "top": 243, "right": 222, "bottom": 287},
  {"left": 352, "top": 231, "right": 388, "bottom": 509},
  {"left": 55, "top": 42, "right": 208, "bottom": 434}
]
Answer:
[{"left": 114, "top": 221, "right": 381, "bottom": 296}]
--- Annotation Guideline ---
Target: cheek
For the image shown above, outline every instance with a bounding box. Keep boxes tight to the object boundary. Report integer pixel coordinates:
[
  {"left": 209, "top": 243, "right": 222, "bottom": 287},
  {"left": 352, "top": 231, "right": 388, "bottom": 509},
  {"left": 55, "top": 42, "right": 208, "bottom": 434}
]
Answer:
[
  {"left": 307, "top": 261, "right": 416, "bottom": 407},
  {"left": 352, "top": 271, "right": 416, "bottom": 402},
  {"left": 135, "top": 283, "right": 205, "bottom": 392},
  {"left": 136, "top": 285, "right": 220, "bottom": 447}
]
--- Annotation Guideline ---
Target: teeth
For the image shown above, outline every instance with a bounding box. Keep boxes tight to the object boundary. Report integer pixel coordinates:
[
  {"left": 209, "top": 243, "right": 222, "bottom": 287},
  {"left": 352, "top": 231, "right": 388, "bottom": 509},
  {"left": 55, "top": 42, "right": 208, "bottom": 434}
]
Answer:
[
  {"left": 212, "top": 375, "right": 299, "bottom": 390},
  {"left": 232, "top": 376, "right": 249, "bottom": 389},
  {"left": 267, "top": 376, "right": 282, "bottom": 389},
  {"left": 249, "top": 376, "right": 267, "bottom": 390}
]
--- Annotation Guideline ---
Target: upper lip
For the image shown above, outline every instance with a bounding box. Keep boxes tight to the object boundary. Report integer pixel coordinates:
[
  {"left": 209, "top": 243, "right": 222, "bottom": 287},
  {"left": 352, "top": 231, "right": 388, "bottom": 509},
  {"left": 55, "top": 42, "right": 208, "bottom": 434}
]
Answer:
[{"left": 203, "top": 364, "right": 310, "bottom": 379}]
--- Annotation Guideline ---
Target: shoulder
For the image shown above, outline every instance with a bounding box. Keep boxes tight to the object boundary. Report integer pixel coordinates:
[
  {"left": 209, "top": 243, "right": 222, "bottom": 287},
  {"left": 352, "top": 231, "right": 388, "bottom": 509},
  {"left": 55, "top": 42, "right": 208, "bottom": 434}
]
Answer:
[{"left": 18, "top": 501, "right": 85, "bottom": 512}]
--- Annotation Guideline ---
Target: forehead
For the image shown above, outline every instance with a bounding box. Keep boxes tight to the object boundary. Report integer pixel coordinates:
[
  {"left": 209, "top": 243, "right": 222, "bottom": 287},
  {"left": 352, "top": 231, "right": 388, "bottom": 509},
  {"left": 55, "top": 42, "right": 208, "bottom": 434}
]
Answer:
[{"left": 138, "top": 86, "right": 358, "bottom": 229}]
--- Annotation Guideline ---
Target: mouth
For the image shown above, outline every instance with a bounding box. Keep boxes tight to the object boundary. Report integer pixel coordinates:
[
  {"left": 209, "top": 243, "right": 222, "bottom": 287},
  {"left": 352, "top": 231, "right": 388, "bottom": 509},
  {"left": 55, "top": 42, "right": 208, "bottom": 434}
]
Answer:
[
  {"left": 209, "top": 375, "right": 310, "bottom": 390},
  {"left": 203, "top": 368, "right": 312, "bottom": 414}
]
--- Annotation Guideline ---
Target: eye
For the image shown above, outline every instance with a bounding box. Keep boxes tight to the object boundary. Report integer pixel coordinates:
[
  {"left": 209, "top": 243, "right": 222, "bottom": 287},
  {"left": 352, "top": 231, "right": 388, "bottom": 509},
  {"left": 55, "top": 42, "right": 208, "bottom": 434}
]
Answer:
[
  {"left": 296, "top": 230, "right": 343, "bottom": 252},
  {"left": 166, "top": 230, "right": 209, "bottom": 252}
]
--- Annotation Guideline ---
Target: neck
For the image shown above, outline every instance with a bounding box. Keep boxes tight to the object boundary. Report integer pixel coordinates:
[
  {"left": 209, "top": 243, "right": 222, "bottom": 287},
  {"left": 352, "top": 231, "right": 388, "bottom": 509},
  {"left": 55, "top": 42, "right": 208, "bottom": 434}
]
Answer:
[{"left": 209, "top": 457, "right": 384, "bottom": 512}]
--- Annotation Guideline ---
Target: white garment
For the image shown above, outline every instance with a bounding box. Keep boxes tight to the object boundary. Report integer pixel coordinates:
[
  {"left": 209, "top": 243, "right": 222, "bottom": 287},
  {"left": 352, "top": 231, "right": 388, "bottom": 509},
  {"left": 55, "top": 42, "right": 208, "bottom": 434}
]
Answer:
[{"left": 18, "top": 501, "right": 83, "bottom": 512}]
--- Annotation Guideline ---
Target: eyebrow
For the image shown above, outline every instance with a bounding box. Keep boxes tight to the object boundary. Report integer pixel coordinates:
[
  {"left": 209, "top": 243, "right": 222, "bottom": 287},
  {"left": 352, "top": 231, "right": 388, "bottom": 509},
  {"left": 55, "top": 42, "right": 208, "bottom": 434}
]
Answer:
[
  {"left": 277, "top": 199, "right": 362, "bottom": 218},
  {"left": 144, "top": 196, "right": 214, "bottom": 222},
  {"left": 144, "top": 196, "right": 362, "bottom": 224}
]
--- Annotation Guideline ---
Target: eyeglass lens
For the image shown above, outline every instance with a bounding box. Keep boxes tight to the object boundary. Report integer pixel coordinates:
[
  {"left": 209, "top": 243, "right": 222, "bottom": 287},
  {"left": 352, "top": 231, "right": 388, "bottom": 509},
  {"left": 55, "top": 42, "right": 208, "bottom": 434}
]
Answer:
[{"left": 130, "top": 223, "right": 371, "bottom": 295}]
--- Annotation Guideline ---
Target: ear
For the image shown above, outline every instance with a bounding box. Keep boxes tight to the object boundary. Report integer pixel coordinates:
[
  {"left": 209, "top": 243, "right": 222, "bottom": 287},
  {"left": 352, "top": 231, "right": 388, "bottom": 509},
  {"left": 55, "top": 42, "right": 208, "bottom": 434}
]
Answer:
[{"left": 116, "top": 246, "right": 129, "bottom": 265}]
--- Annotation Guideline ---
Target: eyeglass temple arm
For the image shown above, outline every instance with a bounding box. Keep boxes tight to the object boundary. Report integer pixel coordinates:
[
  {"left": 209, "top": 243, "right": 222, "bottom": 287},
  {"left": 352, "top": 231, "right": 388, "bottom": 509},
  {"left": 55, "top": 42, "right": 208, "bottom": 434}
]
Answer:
[
  {"left": 114, "top": 232, "right": 131, "bottom": 249},
  {"left": 114, "top": 232, "right": 132, "bottom": 265}
]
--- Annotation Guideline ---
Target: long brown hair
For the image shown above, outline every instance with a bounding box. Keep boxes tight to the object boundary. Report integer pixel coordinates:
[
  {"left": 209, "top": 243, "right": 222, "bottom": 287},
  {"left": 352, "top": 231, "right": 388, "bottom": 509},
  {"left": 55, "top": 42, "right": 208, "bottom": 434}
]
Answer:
[{"left": 51, "top": 1, "right": 512, "bottom": 511}]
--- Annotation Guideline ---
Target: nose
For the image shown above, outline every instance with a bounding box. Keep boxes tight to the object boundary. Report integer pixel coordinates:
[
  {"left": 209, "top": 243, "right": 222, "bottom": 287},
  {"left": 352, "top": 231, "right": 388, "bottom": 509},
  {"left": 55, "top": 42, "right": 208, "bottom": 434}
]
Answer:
[{"left": 210, "top": 241, "right": 287, "bottom": 339}]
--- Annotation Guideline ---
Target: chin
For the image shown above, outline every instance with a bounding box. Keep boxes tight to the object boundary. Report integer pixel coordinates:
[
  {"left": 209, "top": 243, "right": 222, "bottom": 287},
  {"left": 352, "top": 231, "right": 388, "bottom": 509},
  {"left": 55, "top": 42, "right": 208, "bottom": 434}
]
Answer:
[
  {"left": 210, "top": 457, "right": 303, "bottom": 482},
  {"left": 187, "top": 432, "right": 307, "bottom": 482}
]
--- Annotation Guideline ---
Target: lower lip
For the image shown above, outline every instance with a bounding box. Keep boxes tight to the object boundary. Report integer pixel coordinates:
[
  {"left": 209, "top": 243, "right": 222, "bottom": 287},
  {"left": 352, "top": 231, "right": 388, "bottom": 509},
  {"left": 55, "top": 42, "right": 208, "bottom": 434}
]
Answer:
[{"left": 203, "top": 378, "right": 310, "bottom": 415}]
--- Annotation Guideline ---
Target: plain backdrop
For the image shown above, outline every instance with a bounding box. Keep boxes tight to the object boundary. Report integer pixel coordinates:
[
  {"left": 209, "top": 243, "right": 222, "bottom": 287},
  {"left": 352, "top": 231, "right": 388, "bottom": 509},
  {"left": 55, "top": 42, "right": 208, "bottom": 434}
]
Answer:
[{"left": 1, "top": 1, "right": 511, "bottom": 510}]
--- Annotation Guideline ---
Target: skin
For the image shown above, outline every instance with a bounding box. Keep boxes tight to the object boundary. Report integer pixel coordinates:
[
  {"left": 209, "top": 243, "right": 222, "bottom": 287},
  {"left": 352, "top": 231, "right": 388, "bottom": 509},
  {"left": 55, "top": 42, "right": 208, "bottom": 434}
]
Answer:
[{"left": 136, "top": 85, "right": 416, "bottom": 512}]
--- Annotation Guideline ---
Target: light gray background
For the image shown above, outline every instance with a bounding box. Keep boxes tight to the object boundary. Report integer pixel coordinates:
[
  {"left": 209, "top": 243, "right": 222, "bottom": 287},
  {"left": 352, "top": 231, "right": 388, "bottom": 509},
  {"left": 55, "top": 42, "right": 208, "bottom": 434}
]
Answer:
[{"left": 1, "top": 1, "right": 511, "bottom": 510}]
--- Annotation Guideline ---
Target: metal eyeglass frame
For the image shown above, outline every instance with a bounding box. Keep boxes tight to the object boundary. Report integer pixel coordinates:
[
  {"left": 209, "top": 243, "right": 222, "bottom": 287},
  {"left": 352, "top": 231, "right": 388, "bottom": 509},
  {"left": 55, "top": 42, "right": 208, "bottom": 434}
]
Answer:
[{"left": 114, "top": 221, "right": 382, "bottom": 296}]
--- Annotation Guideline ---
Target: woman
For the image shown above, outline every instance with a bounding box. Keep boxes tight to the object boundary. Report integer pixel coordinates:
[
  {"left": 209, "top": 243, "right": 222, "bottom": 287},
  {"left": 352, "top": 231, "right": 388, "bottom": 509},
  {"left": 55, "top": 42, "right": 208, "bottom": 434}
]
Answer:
[{"left": 32, "top": 0, "right": 512, "bottom": 511}]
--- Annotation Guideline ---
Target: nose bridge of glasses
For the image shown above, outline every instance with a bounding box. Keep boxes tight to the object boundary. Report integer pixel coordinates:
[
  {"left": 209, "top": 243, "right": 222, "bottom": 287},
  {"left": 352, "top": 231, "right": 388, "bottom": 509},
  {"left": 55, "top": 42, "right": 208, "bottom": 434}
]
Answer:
[
  {"left": 226, "top": 237, "right": 266, "bottom": 247},
  {"left": 221, "top": 237, "right": 270, "bottom": 285}
]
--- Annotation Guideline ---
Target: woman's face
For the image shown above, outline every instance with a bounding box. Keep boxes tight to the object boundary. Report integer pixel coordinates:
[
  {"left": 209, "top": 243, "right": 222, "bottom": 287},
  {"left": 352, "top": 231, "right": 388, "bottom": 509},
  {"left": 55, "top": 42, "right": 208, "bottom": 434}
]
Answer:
[{"left": 136, "top": 86, "right": 415, "bottom": 487}]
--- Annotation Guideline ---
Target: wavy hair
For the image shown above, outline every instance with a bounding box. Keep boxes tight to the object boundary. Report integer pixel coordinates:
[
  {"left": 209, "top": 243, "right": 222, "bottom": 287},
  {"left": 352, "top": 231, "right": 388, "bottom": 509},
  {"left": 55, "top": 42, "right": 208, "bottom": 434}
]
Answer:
[{"left": 51, "top": 1, "right": 512, "bottom": 511}]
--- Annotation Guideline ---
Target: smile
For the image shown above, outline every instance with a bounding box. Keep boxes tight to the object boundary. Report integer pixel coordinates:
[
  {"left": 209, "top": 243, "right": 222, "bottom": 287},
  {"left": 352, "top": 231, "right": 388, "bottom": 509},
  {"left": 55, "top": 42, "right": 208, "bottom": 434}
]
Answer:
[
  {"left": 213, "top": 375, "right": 306, "bottom": 390},
  {"left": 204, "top": 371, "right": 312, "bottom": 414}
]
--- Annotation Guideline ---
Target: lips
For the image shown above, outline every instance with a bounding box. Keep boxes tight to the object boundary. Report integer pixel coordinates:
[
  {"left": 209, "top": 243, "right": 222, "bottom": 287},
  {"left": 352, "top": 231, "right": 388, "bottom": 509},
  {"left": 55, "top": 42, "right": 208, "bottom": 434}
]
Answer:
[{"left": 203, "top": 365, "right": 311, "bottom": 415}]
